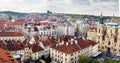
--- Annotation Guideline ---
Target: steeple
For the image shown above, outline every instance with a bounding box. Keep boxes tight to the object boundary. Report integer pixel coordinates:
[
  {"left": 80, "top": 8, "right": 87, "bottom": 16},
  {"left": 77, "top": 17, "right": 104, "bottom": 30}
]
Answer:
[
  {"left": 111, "top": 14, "right": 115, "bottom": 22},
  {"left": 99, "top": 13, "right": 104, "bottom": 24},
  {"left": 8, "top": 16, "right": 12, "bottom": 21}
]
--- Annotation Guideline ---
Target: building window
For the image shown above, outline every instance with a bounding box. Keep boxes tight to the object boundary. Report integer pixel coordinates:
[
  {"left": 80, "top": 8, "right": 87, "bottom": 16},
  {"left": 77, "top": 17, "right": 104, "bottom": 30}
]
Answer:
[
  {"left": 65, "top": 54, "right": 67, "bottom": 56},
  {"left": 108, "top": 41, "right": 110, "bottom": 45},
  {"left": 71, "top": 58, "right": 74, "bottom": 61},
  {"left": 71, "top": 54, "right": 73, "bottom": 56},
  {"left": 99, "top": 29, "right": 100, "bottom": 33},
  {"left": 114, "top": 49, "right": 116, "bottom": 51},
  {"left": 65, "top": 58, "right": 67, "bottom": 61},
  {"left": 102, "top": 47, "right": 104, "bottom": 49}
]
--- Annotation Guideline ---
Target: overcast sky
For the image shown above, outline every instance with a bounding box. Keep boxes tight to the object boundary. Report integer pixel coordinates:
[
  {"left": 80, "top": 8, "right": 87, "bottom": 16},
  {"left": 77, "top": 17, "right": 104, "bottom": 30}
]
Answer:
[{"left": 0, "top": 0, "right": 119, "bottom": 16}]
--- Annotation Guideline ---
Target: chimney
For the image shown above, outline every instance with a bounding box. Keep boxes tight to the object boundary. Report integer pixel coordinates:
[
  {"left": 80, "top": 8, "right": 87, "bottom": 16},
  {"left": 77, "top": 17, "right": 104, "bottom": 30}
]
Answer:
[
  {"left": 56, "top": 44, "right": 58, "bottom": 47},
  {"left": 74, "top": 36, "right": 76, "bottom": 39},
  {"left": 58, "top": 38, "right": 60, "bottom": 42},
  {"left": 71, "top": 38, "right": 74, "bottom": 42},
  {"left": 75, "top": 40, "right": 78, "bottom": 44},
  {"left": 71, "top": 41, "right": 73, "bottom": 44},
  {"left": 66, "top": 42, "right": 68, "bottom": 46},
  {"left": 61, "top": 40, "right": 64, "bottom": 45},
  {"left": 82, "top": 37, "right": 85, "bottom": 40},
  {"left": 50, "top": 36, "right": 52, "bottom": 39},
  {"left": 38, "top": 36, "right": 41, "bottom": 40},
  {"left": 87, "top": 37, "right": 89, "bottom": 40}
]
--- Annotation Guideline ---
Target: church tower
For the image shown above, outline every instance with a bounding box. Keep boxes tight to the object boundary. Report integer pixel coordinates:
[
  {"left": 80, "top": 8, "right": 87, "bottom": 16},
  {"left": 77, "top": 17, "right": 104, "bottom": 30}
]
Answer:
[{"left": 96, "top": 13, "right": 104, "bottom": 50}]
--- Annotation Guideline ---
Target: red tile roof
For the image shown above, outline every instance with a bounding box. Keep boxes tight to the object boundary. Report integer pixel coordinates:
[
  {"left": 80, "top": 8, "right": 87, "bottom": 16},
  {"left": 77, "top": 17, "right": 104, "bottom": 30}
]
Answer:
[
  {"left": 88, "top": 27, "right": 97, "bottom": 32},
  {"left": 0, "top": 32, "right": 24, "bottom": 37},
  {"left": 51, "top": 36, "right": 98, "bottom": 54},
  {"left": 12, "top": 40, "right": 24, "bottom": 50},
  {"left": 32, "top": 44, "right": 43, "bottom": 53},
  {"left": 6, "top": 42, "right": 16, "bottom": 51},
  {"left": 38, "top": 36, "right": 56, "bottom": 47},
  {"left": 59, "top": 35, "right": 74, "bottom": 42},
  {"left": 0, "top": 48, "right": 17, "bottom": 63},
  {"left": 0, "top": 25, "right": 4, "bottom": 30},
  {"left": 85, "top": 40, "right": 98, "bottom": 46},
  {"left": 23, "top": 39, "right": 29, "bottom": 44},
  {"left": 0, "top": 40, "right": 7, "bottom": 50},
  {"left": 76, "top": 38, "right": 91, "bottom": 49},
  {"left": 51, "top": 42, "right": 80, "bottom": 54},
  {"left": 34, "top": 36, "right": 39, "bottom": 42},
  {"left": 12, "top": 21, "right": 25, "bottom": 25}
]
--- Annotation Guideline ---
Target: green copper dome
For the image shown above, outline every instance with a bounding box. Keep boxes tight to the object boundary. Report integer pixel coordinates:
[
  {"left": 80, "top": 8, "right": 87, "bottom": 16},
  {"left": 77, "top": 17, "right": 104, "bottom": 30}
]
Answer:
[
  {"left": 107, "top": 22, "right": 118, "bottom": 26},
  {"left": 107, "top": 22, "right": 120, "bottom": 28}
]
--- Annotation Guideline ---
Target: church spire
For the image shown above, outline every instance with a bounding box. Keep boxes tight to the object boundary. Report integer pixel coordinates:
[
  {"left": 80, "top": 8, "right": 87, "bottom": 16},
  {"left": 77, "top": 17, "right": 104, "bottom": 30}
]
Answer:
[
  {"left": 99, "top": 13, "right": 103, "bottom": 24},
  {"left": 111, "top": 14, "right": 115, "bottom": 22}
]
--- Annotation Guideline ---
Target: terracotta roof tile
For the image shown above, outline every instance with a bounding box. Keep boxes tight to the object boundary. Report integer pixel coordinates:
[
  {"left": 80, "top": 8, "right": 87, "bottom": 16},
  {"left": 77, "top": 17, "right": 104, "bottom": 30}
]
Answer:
[
  {"left": 51, "top": 42, "right": 80, "bottom": 54},
  {"left": 0, "top": 48, "right": 17, "bottom": 63},
  {"left": 59, "top": 35, "right": 74, "bottom": 42},
  {"left": 0, "top": 32, "right": 24, "bottom": 37},
  {"left": 34, "top": 36, "right": 39, "bottom": 42},
  {"left": 32, "top": 44, "right": 43, "bottom": 53},
  {"left": 12, "top": 21, "right": 25, "bottom": 25},
  {"left": 88, "top": 27, "right": 97, "bottom": 32},
  {"left": 0, "top": 40, "right": 7, "bottom": 50},
  {"left": 38, "top": 36, "right": 56, "bottom": 47},
  {"left": 12, "top": 40, "right": 24, "bottom": 50},
  {"left": 51, "top": 36, "right": 98, "bottom": 54}
]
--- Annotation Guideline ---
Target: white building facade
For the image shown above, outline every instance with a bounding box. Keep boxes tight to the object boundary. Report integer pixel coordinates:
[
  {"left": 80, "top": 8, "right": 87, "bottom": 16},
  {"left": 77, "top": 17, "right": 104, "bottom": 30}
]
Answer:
[{"left": 57, "top": 23, "right": 75, "bottom": 36}]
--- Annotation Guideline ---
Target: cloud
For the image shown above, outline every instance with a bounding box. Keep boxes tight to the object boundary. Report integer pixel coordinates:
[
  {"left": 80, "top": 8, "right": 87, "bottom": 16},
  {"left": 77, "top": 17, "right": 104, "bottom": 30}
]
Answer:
[
  {"left": 0, "top": 0, "right": 119, "bottom": 16},
  {"left": 0, "top": 0, "right": 22, "bottom": 4}
]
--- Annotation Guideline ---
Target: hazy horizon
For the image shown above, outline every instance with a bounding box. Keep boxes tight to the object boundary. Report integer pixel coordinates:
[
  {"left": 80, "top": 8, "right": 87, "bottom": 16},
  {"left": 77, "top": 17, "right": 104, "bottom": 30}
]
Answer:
[{"left": 0, "top": 0, "right": 119, "bottom": 16}]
